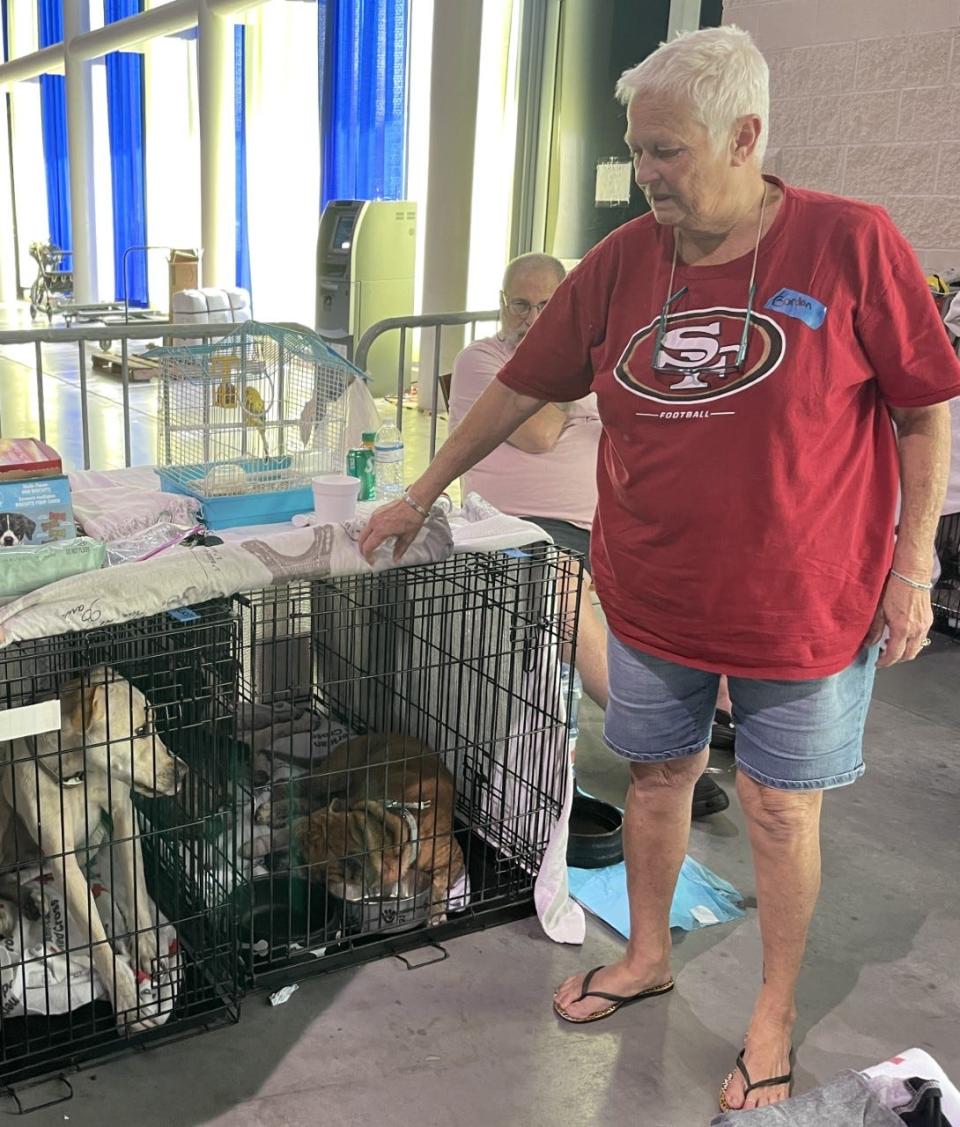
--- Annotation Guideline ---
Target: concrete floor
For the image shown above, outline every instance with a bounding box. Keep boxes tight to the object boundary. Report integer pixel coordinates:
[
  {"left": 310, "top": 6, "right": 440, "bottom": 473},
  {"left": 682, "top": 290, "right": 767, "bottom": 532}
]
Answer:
[
  {"left": 3, "top": 637, "right": 956, "bottom": 1127},
  {"left": 1, "top": 307, "right": 958, "bottom": 1124}
]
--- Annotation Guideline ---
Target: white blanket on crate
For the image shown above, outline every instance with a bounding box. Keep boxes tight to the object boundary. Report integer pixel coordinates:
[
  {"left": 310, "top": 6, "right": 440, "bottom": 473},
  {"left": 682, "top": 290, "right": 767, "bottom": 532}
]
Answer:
[
  {"left": 0, "top": 503, "right": 585, "bottom": 946},
  {"left": 0, "top": 860, "right": 182, "bottom": 1020}
]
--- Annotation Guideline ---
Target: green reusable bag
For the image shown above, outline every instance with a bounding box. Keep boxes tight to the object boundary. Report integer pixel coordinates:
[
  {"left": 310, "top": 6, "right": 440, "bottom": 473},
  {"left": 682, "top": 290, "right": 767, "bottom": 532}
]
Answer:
[{"left": 0, "top": 536, "right": 106, "bottom": 599}]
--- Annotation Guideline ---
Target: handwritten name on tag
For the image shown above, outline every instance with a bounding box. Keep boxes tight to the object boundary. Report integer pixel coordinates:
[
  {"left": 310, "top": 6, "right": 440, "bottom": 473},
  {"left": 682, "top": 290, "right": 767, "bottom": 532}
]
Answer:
[{"left": 764, "top": 288, "right": 827, "bottom": 330}]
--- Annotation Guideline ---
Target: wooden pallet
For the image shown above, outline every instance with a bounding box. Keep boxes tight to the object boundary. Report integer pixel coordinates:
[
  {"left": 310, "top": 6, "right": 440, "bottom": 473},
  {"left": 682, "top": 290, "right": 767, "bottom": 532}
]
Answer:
[{"left": 90, "top": 350, "right": 159, "bottom": 381}]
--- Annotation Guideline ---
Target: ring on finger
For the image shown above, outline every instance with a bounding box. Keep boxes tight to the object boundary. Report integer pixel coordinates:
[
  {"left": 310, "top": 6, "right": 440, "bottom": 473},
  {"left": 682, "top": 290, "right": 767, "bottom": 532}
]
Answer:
[{"left": 920, "top": 637, "right": 932, "bottom": 648}]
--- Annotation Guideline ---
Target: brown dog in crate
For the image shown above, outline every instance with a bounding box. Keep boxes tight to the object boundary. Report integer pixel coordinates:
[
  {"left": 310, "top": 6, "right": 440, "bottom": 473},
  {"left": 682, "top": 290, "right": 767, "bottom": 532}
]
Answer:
[
  {"left": 255, "top": 734, "right": 465, "bottom": 924},
  {"left": 0, "top": 670, "right": 188, "bottom": 1032}
]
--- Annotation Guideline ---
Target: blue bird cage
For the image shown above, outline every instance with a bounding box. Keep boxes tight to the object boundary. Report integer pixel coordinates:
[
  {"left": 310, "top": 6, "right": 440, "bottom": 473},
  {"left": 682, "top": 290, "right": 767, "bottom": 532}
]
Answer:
[{"left": 154, "top": 322, "right": 360, "bottom": 528}]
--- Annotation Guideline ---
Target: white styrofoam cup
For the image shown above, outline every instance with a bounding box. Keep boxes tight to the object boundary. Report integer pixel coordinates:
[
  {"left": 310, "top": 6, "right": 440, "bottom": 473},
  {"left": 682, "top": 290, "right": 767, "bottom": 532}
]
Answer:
[{"left": 311, "top": 474, "right": 359, "bottom": 523}]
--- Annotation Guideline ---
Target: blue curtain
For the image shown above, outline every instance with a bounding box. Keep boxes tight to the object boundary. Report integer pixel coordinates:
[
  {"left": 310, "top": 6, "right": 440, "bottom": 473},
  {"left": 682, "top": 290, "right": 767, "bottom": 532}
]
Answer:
[
  {"left": 319, "top": 0, "right": 409, "bottom": 207},
  {"left": 234, "top": 24, "right": 251, "bottom": 294},
  {"left": 104, "top": 0, "right": 148, "bottom": 306},
  {"left": 38, "top": 0, "right": 70, "bottom": 266}
]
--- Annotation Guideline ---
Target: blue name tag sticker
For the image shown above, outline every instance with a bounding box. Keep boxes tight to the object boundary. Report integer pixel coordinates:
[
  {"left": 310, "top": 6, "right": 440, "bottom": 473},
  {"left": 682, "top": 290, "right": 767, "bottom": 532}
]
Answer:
[{"left": 764, "top": 288, "right": 827, "bottom": 330}]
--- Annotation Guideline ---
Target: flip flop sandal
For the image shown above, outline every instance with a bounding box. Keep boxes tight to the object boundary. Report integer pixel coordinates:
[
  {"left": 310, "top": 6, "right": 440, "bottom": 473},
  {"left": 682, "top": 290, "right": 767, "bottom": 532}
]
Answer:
[
  {"left": 718, "top": 1046, "right": 794, "bottom": 1112},
  {"left": 553, "top": 965, "right": 674, "bottom": 1024}
]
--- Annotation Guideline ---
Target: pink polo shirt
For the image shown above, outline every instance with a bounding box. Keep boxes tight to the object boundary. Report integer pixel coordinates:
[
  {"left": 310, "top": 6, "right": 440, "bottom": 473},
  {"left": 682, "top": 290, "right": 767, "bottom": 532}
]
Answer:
[{"left": 448, "top": 335, "right": 601, "bottom": 530}]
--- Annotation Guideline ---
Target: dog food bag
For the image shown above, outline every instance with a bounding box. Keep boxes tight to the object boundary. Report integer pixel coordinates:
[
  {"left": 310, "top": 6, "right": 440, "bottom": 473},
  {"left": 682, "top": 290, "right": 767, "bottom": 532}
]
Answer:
[
  {"left": 0, "top": 536, "right": 105, "bottom": 599},
  {"left": 0, "top": 473, "right": 76, "bottom": 547}
]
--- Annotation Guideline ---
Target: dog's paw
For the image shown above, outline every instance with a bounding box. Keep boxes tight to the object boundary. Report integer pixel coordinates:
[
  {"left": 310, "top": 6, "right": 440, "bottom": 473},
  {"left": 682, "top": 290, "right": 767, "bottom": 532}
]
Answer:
[
  {"left": 22, "top": 887, "right": 45, "bottom": 923},
  {"left": 256, "top": 798, "right": 296, "bottom": 826},
  {"left": 123, "top": 1008, "right": 166, "bottom": 1036},
  {"left": 256, "top": 794, "right": 312, "bottom": 825},
  {"left": 135, "top": 931, "right": 160, "bottom": 980},
  {"left": 112, "top": 963, "right": 164, "bottom": 1036},
  {"left": 111, "top": 963, "right": 142, "bottom": 1024},
  {"left": 255, "top": 799, "right": 276, "bottom": 825}
]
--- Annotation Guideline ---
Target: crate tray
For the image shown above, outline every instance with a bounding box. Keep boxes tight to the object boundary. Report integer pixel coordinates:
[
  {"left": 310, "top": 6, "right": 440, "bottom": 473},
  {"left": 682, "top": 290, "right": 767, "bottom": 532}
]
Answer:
[{"left": 157, "top": 462, "right": 313, "bottom": 530}]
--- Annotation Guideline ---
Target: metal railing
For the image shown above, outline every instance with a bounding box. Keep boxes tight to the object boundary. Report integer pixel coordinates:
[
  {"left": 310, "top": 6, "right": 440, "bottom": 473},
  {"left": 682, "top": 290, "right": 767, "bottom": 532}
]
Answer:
[
  {"left": 0, "top": 311, "right": 499, "bottom": 475},
  {"left": 355, "top": 309, "right": 499, "bottom": 459},
  {"left": 0, "top": 321, "right": 302, "bottom": 472}
]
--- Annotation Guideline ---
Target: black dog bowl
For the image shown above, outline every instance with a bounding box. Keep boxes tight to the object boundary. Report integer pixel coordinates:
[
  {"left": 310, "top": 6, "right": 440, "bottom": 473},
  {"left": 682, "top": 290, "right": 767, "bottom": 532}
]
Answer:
[
  {"left": 233, "top": 873, "right": 332, "bottom": 952},
  {"left": 566, "top": 794, "right": 624, "bottom": 869}
]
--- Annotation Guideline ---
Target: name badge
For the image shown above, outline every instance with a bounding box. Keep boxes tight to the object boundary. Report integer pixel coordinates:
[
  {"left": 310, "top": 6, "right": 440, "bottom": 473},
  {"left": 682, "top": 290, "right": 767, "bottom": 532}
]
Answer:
[{"left": 764, "top": 288, "right": 827, "bottom": 330}]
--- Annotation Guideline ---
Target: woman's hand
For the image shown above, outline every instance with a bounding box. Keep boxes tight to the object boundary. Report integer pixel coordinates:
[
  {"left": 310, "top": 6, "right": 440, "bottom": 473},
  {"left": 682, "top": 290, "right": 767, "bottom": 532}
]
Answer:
[
  {"left": 358, "top": 499, "right": 426, "bottom": 563},
  {"left": 865, "top": 574, "right": 933, "bottom": 666}
]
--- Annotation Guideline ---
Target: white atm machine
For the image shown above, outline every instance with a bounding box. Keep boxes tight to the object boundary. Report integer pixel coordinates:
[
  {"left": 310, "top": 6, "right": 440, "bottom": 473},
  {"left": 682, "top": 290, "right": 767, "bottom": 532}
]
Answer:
[{"left": 315, "top": 199, "right": 417, "bottom": 397}]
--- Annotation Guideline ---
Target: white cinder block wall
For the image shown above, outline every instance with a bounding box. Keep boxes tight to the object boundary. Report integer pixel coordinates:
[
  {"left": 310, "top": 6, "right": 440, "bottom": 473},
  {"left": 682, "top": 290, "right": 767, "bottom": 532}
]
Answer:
[{"left": 723, "top": 0, "right": 960, "bottom": 273}]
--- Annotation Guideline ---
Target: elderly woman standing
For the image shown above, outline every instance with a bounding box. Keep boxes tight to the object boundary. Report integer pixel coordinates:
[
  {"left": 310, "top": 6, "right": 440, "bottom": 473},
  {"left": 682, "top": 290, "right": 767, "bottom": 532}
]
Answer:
[{"left": 361, "top": 26, "right": 959, "bottom": 1111}]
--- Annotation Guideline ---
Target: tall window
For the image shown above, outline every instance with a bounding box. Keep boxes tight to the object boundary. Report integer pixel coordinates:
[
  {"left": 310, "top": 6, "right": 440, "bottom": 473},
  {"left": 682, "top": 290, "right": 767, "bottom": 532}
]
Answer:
[{"left": 319, "top": 0, "right": 409, "bottom": 207}]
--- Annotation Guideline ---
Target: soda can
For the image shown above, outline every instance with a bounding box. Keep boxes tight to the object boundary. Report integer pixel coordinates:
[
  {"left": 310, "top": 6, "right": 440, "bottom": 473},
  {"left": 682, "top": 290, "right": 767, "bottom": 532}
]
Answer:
[{"left": 354, "top": 447, "right": 376, "bottom": 501}]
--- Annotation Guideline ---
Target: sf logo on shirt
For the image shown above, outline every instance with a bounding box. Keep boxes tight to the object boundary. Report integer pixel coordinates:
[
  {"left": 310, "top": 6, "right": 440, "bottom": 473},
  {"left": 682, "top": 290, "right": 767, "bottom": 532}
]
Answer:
[{"left": 615, "top": 306, "right": 785, "bottom": 405}]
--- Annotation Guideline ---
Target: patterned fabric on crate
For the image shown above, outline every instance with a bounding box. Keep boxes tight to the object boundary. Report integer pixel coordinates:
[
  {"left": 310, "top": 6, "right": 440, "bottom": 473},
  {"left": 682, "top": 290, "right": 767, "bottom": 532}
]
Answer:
[{"left": 0, "top": 511, "right": 453, "bottom": 647}]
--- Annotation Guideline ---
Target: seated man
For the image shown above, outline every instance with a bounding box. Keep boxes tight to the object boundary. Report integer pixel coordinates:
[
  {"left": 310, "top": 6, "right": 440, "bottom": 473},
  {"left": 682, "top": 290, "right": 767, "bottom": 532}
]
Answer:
[{"left": 449, "top": 252, "right": 728, "bottom": 818}]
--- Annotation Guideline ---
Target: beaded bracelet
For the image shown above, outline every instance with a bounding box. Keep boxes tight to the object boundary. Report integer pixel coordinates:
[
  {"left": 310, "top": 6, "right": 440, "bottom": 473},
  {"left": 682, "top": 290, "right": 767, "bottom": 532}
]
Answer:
[
  {"left": 889, "top": 568, "right": 933, "bottom": 591},
  {"left": 401, "top": 491, "right": 430, "bottom": 518}
]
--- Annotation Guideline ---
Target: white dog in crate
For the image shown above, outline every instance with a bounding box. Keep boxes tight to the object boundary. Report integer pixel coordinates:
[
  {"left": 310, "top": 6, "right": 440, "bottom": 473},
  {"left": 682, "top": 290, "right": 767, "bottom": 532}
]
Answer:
[{"left": 0, "top": 670, "right": 188, "bottom": 1033}]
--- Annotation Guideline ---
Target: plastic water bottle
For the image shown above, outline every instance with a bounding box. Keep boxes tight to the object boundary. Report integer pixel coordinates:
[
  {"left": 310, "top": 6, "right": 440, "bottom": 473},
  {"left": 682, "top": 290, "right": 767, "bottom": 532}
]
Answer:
[{"left": 374, "top": 422, "right": 405, "bottom": 501}]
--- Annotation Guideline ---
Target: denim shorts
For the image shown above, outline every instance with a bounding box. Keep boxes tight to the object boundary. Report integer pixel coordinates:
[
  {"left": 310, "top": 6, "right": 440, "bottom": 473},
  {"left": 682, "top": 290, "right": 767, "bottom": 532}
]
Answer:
[{"left": 603, "top": 632, "right": 881, "bottom": 790}]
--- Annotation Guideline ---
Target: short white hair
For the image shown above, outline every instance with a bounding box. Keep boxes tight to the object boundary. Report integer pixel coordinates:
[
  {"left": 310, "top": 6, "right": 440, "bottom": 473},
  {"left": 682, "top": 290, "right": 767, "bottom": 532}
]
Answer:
[
  {"left": 615, "top": 25, "right": 769, "bottom": 164},
  {"left": 502, "top": 252, "right": 566, "bottom": 292}
]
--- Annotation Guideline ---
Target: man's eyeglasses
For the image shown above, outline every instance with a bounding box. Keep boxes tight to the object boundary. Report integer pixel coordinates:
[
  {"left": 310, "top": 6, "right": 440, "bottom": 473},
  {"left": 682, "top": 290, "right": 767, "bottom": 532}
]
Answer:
[
  {"left": 501, "top": 292, "right": 549, "bottom": 319},
  {"left": 651, "top": 281, "right": 756, "bottom": 377}
]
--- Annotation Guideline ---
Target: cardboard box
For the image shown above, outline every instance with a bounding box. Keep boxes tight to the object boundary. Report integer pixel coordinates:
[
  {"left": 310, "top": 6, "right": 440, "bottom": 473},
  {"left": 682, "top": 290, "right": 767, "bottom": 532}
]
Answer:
[
  {"left": 168, "top": 249, "right": 200, "bottom": 313},
  {"left": 0, "top": 475, "right": 76, "bottom": 548}
]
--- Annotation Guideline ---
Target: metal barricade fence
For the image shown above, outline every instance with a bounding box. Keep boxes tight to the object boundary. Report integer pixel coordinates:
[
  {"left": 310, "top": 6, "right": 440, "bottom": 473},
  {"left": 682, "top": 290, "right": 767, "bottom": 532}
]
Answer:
[
  {"left": 355, "top": 310, "right": 499, "bottom": 460},
  {"left": 0, "top": 315, "right": 497, "bottom": 474},
  {"left": 0, "top": 322, "right": 305, "bottom": 472}
]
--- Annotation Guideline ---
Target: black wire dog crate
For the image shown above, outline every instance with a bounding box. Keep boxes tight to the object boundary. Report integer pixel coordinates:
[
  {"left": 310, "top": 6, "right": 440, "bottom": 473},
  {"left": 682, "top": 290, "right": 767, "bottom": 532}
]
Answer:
[
  {"left": 933, "top": 512, "right": 960, "bottom": 639},
  {"left": 0, "top": 602, "right": 241, "bottom": 1088},
  {"left": 233, "top": 547, "right": 580, "bottom": 986}
]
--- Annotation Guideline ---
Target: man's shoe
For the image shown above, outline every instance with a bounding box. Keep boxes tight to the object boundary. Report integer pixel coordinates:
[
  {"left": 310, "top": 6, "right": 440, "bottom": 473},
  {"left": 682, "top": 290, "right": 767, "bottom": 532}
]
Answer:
[{"left": 692, "top": 773, "right": 729, "bottom": 818}]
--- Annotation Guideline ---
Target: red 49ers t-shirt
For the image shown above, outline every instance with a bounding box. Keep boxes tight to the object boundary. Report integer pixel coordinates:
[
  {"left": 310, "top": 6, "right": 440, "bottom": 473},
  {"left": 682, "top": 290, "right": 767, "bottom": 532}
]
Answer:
[{"left": 497, "top": 177, "right": 960, "bottom": 679}]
